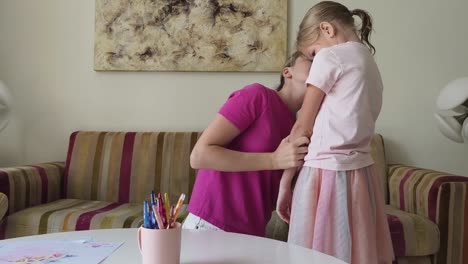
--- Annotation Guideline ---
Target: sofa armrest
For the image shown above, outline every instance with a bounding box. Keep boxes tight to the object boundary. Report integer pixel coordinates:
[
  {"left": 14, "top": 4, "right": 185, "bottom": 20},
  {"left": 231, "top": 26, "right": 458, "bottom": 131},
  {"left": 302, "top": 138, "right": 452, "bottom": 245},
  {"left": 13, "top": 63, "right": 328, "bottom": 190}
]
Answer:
[
  {"left": 388, "top": 164, "right": 468, "bottom": 221},
  {"left": 388, "top": 164, "right": 468, "bottom": 264},
  {"left": 0, "top": 162, "right": 65, "bottom": 215},
  {"left": 0, "top": 192, "right": 7, "bottom": 221}
]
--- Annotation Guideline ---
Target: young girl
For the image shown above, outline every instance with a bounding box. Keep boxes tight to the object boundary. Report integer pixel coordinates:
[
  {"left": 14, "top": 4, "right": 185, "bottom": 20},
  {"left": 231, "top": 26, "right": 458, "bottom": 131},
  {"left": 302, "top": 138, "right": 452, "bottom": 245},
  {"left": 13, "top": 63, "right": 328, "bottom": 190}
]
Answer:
[
  {"left": 185, "top": 52, "right": 312, "bottom": 236},
  {"left": 277, "top": 1, "right": 393, "bottom": 263}
]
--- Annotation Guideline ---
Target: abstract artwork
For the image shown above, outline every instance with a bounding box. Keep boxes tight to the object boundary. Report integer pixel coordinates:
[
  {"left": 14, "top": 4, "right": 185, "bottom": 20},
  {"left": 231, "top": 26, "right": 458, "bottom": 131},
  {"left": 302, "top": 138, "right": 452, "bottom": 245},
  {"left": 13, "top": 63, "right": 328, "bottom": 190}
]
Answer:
[{"left": 94, "top": 0, "right": 288, "bottom": 71}]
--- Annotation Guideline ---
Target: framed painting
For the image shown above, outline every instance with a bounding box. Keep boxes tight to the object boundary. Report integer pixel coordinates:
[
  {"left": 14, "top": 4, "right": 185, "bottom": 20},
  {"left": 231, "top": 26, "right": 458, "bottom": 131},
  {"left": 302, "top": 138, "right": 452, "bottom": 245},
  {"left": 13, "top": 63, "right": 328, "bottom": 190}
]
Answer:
[{"left": 94, "top": 0, "right": 287, "bottom": 71}]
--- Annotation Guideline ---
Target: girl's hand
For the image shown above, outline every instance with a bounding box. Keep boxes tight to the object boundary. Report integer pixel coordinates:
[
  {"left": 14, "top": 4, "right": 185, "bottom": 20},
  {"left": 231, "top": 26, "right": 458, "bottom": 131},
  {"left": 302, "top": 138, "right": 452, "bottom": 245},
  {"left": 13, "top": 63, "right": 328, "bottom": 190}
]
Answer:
[
  {"left": 272, "top": 136, "right": 309, "bottom": 170},
  {"left": 276, "top": 184, "right": 293, "bottom": 223}
]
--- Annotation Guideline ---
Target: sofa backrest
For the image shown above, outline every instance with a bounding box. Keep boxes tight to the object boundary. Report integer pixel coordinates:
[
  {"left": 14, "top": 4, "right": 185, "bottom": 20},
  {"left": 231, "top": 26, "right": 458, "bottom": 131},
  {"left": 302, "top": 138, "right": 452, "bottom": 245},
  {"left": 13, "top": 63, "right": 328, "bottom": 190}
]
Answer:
[
  {"left": 64, "top": 132, "right": 201, "bottom": 204},
  {"left": 371, "top": 134, "right": 388, "bottom": 202},
  {"left": 64, "top": 131, "right": 388, "bottom": 204}
]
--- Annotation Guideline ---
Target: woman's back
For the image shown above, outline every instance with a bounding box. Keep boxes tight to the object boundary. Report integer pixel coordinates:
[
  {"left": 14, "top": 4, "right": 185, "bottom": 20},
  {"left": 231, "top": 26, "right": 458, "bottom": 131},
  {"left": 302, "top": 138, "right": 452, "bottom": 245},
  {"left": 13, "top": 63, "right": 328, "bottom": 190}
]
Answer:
[{"left": 188, "top": 83, "right": 296, "bottom": 236}]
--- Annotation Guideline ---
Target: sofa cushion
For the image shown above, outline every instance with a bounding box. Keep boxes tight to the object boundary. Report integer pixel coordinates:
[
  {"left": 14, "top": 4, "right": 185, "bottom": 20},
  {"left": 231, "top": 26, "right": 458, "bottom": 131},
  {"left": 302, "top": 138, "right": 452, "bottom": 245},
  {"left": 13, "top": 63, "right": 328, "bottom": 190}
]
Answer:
[
  {"left": 3, "top": 199, "right": 143, "bottom": 238},
  {"left": 386, "top": 205, "right": 440, "bottom": 257},
  {"left": 370, "top": 134, "right": 388, "bottom": 202},
  {"left": 64, "top": 132, "right": 201, "bottom": 203},
  {"left": 3, "top": 199, "right": 190, "bottom": 239}
]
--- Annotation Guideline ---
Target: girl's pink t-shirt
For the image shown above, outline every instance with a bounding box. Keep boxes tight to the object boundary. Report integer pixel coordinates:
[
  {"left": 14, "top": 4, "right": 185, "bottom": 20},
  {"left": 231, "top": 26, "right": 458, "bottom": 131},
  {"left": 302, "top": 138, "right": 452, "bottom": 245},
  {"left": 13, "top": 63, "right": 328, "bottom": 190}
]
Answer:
[{"left": 304, "top": 42, "right": 383, "bottom": 171}]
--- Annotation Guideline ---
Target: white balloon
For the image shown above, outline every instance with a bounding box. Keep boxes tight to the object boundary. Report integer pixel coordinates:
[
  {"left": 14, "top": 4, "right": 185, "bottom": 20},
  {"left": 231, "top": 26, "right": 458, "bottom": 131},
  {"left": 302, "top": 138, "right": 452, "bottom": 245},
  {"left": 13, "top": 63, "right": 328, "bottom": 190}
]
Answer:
[
  {"left": 437, "top": 77, "right": 468, "bottom": 111},
  {"left": 435, "top": 77, "right": 468, "bottom": 143},
  {"left": 434, "top": 113, "right": 464, "bottom": 143},
  {"left": 463, "top": 117, "right": 468, "bottom": 142}
]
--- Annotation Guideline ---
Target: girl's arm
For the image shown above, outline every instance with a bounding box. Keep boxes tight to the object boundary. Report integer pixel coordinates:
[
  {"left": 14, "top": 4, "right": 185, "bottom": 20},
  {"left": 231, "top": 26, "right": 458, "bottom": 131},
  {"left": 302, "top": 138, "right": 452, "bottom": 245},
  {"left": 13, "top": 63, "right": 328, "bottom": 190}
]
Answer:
[
  {"left": 190, "top": 114, "right": 309, "bottom": 172},
  {"left": 277, "top": 85, "right": 326, "bottom": 222},
  {"left": 290, "top": 85, "right": 325, "bottom": 140},
  {"left": 279, "top": 85, "right": 325, "bottom": 186}
]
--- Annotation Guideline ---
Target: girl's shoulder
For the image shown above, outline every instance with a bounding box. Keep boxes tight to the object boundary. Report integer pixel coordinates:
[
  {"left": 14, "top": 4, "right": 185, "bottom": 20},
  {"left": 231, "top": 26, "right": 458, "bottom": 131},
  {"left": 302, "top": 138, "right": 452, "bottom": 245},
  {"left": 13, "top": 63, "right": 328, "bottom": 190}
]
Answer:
[
  {"left": 318, "top": 42, "right": 371, "bottom": 62},
  {"left": 315, "top": 41, "right": 373, "bottom": 70}
]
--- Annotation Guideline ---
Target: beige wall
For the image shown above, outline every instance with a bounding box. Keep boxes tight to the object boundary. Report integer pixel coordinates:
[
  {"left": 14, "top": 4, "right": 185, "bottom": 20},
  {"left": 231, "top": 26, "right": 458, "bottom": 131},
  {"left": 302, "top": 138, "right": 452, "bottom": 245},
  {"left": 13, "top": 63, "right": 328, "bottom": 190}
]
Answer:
[{"left": 0, "top": 0, "right": 467, "bottom": 175}]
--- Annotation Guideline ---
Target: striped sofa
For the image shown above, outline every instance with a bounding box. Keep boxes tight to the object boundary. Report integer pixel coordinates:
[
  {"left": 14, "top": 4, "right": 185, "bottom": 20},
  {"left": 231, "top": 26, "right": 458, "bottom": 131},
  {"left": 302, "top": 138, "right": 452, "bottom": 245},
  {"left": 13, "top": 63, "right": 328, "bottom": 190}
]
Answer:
[
  {"left": 0, "top": 132, "right": 467, "bottom": 264},
  {"left": 378, "top": 133, "right": 468, "bottom": 264},
  {"left": 385, "top": 164, "right": 468, "bottom": 264},
  {"left": 0, "top": 132, "right": 201, "bottom": 239}
]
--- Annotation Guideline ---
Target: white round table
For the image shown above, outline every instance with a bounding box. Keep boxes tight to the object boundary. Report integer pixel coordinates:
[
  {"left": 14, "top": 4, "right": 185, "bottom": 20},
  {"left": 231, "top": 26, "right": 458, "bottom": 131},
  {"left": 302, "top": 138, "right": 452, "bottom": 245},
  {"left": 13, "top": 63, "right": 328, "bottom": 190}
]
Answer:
[{"left": 2, "top": 229, "right": 346, "bottom": 264}]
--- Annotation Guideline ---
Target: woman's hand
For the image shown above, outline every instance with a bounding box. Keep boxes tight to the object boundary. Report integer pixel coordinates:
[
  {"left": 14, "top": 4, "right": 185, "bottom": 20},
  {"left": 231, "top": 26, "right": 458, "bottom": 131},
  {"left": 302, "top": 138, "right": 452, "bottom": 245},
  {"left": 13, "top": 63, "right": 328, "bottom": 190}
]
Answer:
[
  {"left": 276, "top": 183, "right": 293, "bottom": 223},
  {"left": 271, "top": 136, "right": 309, "bottom": 170}
]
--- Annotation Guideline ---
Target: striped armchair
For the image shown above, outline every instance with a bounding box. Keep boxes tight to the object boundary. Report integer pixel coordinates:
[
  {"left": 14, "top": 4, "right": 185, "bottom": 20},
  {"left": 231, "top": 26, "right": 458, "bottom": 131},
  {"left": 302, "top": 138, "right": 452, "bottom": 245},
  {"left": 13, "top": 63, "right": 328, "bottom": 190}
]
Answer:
[
  {"left": 265, "top": 135, "right": 468, "bottom": 264},
  {"left": 387, "top": 165, "right": 468, "bottom": 264},
  {"left": 0, "top": 131, "right": 201, "bottom": 239}
]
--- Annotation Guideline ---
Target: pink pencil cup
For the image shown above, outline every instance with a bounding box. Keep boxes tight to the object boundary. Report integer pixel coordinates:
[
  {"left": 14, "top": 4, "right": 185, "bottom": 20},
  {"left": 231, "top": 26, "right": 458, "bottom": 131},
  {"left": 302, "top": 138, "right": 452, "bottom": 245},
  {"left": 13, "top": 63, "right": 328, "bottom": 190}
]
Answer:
[{"left": 137, "top": 223, "right": 182, "bottom": 264}]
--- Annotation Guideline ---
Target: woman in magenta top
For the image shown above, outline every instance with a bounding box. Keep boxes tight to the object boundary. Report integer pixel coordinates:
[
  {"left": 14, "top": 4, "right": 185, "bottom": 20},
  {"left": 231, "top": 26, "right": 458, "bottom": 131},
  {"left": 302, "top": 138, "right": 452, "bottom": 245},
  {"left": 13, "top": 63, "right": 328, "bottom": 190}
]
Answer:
[{"left": 186, "top": 52, "right": 312, "bottom": 236}]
